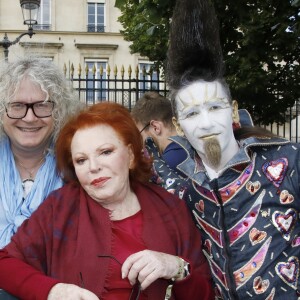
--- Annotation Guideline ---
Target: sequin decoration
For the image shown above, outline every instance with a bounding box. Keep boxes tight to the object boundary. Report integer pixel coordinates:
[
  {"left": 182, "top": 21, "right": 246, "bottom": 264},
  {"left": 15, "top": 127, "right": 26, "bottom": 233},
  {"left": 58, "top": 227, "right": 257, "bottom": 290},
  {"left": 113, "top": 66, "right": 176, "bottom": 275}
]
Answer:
[
  {"left": 262, "top": 158, "right": 288, "bottom": 188},
  {"left": 279, "top": 190, "right": 294, "bottom": 204},
  {"left": 291, "top": 236, "right": 300, "bottom": 248},
  {"left": 253, "top": 276, "right": 270, "bottom": 294},
  {"left": 275, "top": 256, "right": 299, "bottom": 290},
  {"left": 193, "top": 211, "right": 223, "bottom": 247},
  {"left": 234, "top": 237, "right": 272, "bottom": 289},
  {"left": 219, "top": 163, "right": 254, "bottom": 204},
  {"left": 246, "top": 181, "right": 261, "bottom": 195},
  {"left": 195, "top": 199, "right": 205, "bottom": 214},
  {"left": 272, "top": 208, "right": 297, "bottom": 241},
  {"left": 228, "top": 190, "right": 264, "bottom": 246},
  {"left": 249, "top": 228, "right": 267, "bottom": 245},
  {"left": 204, "top": 239, "right": 212, "bottom": 256}
]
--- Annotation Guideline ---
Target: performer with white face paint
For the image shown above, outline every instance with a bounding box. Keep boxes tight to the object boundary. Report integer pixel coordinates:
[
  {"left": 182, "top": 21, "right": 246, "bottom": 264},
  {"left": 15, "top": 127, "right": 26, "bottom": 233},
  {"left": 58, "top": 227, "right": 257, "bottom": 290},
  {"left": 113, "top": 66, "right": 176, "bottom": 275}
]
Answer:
[
  {"left": 145, "top": 0, "right": 300, "bottom": 298},
  {"left": 173, "top": 80, "right": 239, "bottom": 178}
]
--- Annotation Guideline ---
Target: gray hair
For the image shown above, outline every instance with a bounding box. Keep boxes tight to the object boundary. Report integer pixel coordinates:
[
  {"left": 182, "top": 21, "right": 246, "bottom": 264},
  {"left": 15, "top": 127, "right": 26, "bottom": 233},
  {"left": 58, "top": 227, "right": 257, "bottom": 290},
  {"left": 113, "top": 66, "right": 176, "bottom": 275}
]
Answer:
[{"left": 0, "top": 57, "right": 84, "bottom": 141}]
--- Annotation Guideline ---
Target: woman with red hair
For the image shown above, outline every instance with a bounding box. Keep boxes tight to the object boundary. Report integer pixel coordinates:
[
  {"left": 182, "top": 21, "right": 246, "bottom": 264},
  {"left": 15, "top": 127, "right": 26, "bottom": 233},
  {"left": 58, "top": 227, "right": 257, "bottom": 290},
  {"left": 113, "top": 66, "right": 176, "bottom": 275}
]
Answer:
[{"left": 0, "top": 102, "right": 214, "bottom": 300}]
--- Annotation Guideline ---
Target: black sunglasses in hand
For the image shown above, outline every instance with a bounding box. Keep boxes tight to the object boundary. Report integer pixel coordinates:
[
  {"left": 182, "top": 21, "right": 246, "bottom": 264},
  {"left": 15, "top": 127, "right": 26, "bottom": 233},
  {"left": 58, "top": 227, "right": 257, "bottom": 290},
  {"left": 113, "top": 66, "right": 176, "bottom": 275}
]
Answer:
[{"left": 79, "top": 254, "right": 141, "bottom": 300}]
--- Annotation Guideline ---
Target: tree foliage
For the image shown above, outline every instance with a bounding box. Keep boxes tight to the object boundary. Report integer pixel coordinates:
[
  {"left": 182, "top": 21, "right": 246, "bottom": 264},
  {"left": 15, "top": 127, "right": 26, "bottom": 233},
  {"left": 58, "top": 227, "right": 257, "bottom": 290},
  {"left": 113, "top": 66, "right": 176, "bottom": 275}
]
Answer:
[
  {"left": 115, "top": 0, "right": 173, "bottom": 66},
  {"left": 115, "top": 0, "right": 300, "bottom": 124}
]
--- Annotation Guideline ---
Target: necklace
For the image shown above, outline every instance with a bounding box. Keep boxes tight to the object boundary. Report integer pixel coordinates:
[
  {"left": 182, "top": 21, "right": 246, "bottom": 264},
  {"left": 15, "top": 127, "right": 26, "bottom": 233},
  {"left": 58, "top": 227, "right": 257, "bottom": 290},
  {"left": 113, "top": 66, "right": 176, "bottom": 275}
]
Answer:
[
  {"left": 14, "top": 155, "right": 45, "bottom": 198},
  {"left": 15, "top": 156, "right": 45, "bottom": 180}
]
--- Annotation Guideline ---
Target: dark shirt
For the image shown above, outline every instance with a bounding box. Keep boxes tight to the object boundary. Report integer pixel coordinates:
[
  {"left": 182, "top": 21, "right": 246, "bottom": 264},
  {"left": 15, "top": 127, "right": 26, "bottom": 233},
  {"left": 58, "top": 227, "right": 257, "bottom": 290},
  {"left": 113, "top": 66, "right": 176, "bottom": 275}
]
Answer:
[{"left": 162, "top": 141, "right": 188, "bottom": 178}]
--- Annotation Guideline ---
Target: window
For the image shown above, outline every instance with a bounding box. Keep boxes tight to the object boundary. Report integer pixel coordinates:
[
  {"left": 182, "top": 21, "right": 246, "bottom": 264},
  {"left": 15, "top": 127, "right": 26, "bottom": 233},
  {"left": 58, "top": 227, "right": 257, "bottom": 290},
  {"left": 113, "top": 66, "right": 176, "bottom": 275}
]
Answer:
[
  {"left": 34, "top": 0, "right": 51, "bottom": 30},
  {"left": 85, "top": 60, "right": 108, "bottom": 104},
  {"left": 87, "top": 3, "right": 105, "bottom": 32},
  {"left": 138, "top": 62, "right": 159, "bottom": 96}
]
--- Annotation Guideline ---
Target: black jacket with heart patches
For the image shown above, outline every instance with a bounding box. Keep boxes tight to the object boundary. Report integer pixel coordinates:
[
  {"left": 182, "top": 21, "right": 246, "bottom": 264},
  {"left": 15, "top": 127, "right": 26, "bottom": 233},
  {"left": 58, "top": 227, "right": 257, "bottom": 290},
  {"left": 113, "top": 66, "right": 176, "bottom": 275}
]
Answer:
[{"left": 147, "top": 135, "right": 300, "bottom": 299}]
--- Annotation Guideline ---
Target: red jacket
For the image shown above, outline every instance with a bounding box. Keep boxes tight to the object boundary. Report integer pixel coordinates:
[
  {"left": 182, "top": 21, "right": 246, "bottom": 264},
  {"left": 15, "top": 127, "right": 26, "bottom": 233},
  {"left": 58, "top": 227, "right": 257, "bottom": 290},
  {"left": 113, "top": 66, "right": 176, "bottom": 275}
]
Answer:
[{"left": 0, "top": 181, "right": 214, "bottom": 299}]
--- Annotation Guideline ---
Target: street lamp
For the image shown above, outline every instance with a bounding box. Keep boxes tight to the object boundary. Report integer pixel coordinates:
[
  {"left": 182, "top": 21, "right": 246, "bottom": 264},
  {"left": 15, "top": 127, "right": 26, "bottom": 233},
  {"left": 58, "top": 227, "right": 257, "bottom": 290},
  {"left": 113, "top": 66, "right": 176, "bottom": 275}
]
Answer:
[{"left": 0, "top": 0, "right": 41, "bottom": 61}]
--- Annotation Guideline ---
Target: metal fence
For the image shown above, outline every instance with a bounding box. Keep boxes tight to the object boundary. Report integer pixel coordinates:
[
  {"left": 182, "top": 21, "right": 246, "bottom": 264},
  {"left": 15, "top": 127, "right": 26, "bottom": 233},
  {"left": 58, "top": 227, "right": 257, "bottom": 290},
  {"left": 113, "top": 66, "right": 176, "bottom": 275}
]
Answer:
[
  {"left": 260, "top": 109, "right": 300, "bottom": 143},
  {"left": 66, "top": 63, "right": 169, "bottom": 111},
  {"left": 65, "top": 63, "right": 300, "bottom": 142}
]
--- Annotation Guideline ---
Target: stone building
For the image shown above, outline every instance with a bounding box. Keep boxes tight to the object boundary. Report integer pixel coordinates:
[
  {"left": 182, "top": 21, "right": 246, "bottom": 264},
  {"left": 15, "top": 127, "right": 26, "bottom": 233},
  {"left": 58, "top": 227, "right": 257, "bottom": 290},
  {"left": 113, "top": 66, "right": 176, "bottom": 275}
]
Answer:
[{"left": 0, "top": 0, "right": 153, "bottom": 77}]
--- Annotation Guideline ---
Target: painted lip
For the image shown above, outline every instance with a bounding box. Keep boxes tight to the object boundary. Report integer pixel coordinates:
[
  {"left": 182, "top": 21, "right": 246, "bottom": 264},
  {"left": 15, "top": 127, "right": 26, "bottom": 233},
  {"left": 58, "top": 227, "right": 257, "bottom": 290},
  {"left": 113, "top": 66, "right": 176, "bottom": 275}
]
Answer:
[
  {"left": 91, "top": 177, "right": 110, "bottom": 187},
  {"left": 200, "top": 133, "right": 219, "bottom": 140}
]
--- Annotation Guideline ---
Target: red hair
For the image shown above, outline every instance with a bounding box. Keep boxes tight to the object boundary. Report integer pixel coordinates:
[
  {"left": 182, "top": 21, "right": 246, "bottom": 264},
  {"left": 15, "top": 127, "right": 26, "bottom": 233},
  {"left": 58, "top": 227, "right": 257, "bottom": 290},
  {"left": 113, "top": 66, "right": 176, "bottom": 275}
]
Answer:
[{"left": 55, "top": 102, "right": 152, "bottom": 184}]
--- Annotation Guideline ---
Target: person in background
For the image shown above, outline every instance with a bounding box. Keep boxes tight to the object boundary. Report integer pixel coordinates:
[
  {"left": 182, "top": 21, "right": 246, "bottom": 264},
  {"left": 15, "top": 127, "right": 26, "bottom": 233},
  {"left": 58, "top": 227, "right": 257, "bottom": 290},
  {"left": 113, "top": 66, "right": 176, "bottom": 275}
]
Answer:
[
  {"left": 131, "top": 91, "right": 187, "bottom": 178},
  {"left": 144, "top": 0, "right": 300, "bottom": 298},
  {"left": 0, "top": 56, "right": 83, "bottom": 248},
  {"left": 0, "top": 102, "right": 214, "bottom": 300},
  {"left": 131, "top": 92, "right": 254, "bottom": 181}
]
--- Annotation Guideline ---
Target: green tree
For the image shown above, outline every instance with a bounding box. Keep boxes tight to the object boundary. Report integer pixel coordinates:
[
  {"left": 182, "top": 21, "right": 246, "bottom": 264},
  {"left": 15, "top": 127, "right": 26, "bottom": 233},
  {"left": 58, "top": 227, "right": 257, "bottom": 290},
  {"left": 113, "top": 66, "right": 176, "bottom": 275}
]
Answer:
[
  {"left": 115, "top": 0, "right": 173, "bottom": 67},
  {"left": 115, "top": 0, "right": 299, "bottom": 124}
]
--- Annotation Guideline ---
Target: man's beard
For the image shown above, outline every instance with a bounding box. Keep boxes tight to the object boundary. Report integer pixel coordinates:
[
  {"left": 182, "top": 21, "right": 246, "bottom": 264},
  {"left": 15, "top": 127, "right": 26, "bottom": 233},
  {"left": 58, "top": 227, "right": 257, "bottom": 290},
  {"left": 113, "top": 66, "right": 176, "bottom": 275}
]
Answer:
[{"left": 203, "top": 137, "right": 221, "bottom": 169}]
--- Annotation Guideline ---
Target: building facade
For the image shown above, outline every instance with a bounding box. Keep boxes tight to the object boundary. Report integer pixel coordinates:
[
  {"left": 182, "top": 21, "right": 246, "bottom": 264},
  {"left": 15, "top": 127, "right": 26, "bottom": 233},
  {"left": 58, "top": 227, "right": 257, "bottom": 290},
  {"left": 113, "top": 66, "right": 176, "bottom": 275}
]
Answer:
[
  {"left": 0, "top": 0, "right": 152, "bottom": 78},
  {"left": 0, "top": 0, "right": 299, "bottom": 141}
]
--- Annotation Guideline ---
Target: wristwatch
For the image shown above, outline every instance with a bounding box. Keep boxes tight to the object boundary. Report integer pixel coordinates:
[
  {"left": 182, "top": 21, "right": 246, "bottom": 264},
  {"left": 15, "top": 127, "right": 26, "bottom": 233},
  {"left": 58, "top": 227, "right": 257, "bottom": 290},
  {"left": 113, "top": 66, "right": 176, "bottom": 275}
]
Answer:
[
  {"left": 182, "top": 259, "right": 190, "bottom": 278},
  {"left": 172, "top": 257, "right": 190, "bottom": 281},
  {"left": 165, "top": 258, "right": 191, "bottom": 300}
]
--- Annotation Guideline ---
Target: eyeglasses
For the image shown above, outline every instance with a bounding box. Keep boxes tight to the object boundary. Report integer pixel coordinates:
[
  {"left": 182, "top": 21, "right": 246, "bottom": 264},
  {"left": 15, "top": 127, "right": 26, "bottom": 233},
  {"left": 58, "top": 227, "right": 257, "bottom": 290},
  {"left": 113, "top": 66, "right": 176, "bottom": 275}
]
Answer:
[
  {"left": 139, "top": 123, "right": 150, "bottom": 133},
  {"left": 5, "top": 101, "right": 55, "bottom": 119},
  {"left": 79, "top": 254, "right": 141, "bottom": 300}
]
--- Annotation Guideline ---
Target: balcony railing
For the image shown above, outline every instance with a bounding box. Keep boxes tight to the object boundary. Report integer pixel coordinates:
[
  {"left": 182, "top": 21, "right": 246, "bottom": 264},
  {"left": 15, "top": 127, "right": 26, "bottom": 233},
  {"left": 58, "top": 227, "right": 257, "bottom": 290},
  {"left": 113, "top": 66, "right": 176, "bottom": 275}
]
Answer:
[
  {"left": 87, "top": 25, "right": 105, "bottom": 33},
  {"left": 33, "top": 24, "right": 52, "bottom": 31}
]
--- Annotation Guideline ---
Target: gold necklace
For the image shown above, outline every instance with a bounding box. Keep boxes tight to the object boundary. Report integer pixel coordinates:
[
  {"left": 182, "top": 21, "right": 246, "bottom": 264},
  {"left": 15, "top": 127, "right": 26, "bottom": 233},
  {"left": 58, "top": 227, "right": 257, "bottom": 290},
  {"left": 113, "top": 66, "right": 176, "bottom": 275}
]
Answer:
[{"left": 15, "top": 156, "right": 45, "bottom": 180}]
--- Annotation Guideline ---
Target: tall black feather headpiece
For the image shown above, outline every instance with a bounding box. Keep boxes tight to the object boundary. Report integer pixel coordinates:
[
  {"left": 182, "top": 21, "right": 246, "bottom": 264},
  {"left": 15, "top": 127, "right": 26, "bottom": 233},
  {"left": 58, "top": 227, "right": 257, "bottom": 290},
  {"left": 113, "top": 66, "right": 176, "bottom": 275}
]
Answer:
[{"left": 167, "top": 0, "right": 225, "bottom": 90}]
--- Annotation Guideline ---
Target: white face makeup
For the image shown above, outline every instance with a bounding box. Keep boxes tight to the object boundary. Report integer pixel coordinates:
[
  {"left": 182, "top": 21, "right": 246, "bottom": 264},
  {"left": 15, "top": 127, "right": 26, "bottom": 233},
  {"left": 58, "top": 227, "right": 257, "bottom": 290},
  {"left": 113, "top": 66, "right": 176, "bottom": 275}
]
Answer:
[{"left": 175, "top": 80, "right": 238, "bottom": 168}]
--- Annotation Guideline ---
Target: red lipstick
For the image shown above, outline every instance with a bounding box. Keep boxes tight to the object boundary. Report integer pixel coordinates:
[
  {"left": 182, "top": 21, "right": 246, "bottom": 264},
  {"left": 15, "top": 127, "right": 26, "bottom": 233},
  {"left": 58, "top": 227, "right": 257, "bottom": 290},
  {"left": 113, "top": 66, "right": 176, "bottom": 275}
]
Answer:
[{"left": 91, "top": 177, "right": 109, "bottom": 187}]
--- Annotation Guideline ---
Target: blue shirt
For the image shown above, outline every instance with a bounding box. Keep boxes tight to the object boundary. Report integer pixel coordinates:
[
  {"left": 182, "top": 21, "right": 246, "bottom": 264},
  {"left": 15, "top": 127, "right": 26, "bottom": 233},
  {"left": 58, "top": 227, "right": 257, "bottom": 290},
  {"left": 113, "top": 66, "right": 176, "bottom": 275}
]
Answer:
[{"left": 161, "top": 140, "right": 187, "bottom": 178}]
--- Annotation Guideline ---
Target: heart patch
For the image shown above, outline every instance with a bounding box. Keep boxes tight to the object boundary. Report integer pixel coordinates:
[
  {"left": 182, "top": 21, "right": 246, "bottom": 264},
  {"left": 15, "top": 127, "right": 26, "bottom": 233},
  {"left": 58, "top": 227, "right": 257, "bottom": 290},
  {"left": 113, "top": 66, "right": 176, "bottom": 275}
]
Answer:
[
  {"left": 272, "top": 209, "right": 297, "bottom": 241},
  {"left": 275, "top": 256, "right": 299, "bottom": 290},
  {"left": 246, "top": 181, "right": 261, "bottom": 195},
  {"left": 291, "top": 236, "right": 300, "bottom": 248},
  {"left": 195, "top": 200, "right": 204, "bottom": 213},
  {"left": 253, "top": 276, "right": 270, "bottom": 294},
  {"left": 262, "top": 158, "right": 288, "bottom": 188},
  {"left": 249, "top": 228, "right": 267, "bottom": 245},
  {"left": 279, "top": 190, "right": 294, "bottom": 204}
]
